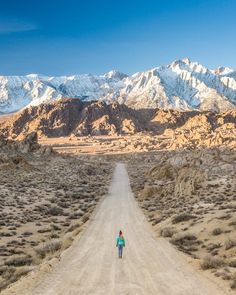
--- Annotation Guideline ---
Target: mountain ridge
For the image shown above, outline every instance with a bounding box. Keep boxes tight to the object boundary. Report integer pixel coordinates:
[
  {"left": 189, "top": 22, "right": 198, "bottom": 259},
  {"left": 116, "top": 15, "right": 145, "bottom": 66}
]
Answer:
[
  {"left": 0, "top": 58, "right": 236, "bottom": 114},
  {"left": 0, "top": 98, "right": 235, "bottom": 140}
]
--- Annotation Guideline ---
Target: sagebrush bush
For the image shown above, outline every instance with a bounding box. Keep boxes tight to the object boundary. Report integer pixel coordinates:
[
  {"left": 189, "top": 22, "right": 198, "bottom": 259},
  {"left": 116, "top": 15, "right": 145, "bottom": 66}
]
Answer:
[
  {"left": 231, "top": 273, "right": 236, "bottom": 289},
  {"left": 0, "top": 266, "right": 31, "bottom": 292},
  {"left": 225, "top": 238, "right": 236, "bottom": 250},
  {"left": 4, "top": 255, "right": 33, "bottom": 267},
  {"left": 212, "top": 228, "right": 223, "bottom": 236},
  {"left": 160, "top": 227, "right": 176, "bottom": 238},
  {"left": 48, "top": 206, "right": 64, "bottom": 216},
  {"left": 201, "top": 256, "right": 224, "bottom": 270},
  {"left": 172, "top": 213, "right": 195, "bottom": 224},
  {"left": 35, "top": 239, "right": 62, "bottom": 258},
  {"left": 170, "top": 233, "right": 197, "bottom": 245},
  {"left": 229, "top": 260, "right": 236, "bottom": 268}
]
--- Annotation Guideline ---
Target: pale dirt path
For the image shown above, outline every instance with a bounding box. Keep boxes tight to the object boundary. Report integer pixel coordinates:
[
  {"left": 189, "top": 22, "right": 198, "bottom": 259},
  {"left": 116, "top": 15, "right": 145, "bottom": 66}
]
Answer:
[{"left": 2, "top": 163, "right": 229, "bottom": 295}]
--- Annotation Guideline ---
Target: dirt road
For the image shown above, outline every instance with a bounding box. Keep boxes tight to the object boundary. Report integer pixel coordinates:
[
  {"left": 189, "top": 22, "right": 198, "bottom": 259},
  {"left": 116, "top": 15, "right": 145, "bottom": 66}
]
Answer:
[{"left": 3, "top": 163, "right": 229, "bottom": 295}]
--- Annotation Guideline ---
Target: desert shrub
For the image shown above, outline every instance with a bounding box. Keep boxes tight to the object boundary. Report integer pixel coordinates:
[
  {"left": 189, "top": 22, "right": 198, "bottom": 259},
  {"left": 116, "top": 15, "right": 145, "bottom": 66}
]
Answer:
[
  {"left": 229, "top": 220, "right": 236, "bottom": 227},
  {"left": 0, "top": 280, "right": 8, "bottom": 292},
  {"left": 231, "top": 280, "right": 236, "bottom": 290},
  {"left": 212, "top": 228, "right": 223, "bottom": 236},
  {"left": 201, "top": 256, "right": 224, "bottom": 270},
  {"left": 22, "top": 231, "right": 33, "bottom": 237},
  {"left": 206, "top": 243, "right": 221, "bottom": 251},
  {"left": 50, "top": 233, "right": 60, "bottom": 239},
  {"left": 152, "top": 216, "right": 163, "bottom": 225},
  {"left": 231, "top": 273, "right": 236, "bottom": 289},
  {"left": 50, "top": 223, "right": 61, "bottom": 231},
  {"left": 69, "top": 212, "right": 81, "bottom": 220},
  {"left": 35, "top": 239, "right": 62, "bottom": 258},
  {"left": 37, "top": 227, "right": 51, "bottom": 233},
  {"left": 81, "top": 213, "right": 89, "bottom": 223},
  {"left": 225, "top": 238, "right": 236, "bottom": 250},
  {"left": 172, "top": 213, "right": 195, "bottom": 224},
  {"left": 4, "top": 255, "right": 33, "bottom": 267},
  {"left": 62, "top": 236, "right": 74, "bottom": 250},
  {"left": 48, "top": 206, "right": 64, "bottom": 216},
  {"left": 0, "top": 231, "right": 16, "bottom": 237},
  {"left": 214, "top": 269, "right": 231, "bottom": 280},
  {"left": 229, "top": 260, "right": 236, "bottom": 268},
  {"left": 13, "top": 266, "right": 32, "bottom": 278},
  {"left": 1, "top": 266, "right": 15, "bottom": 280},
  {"left": 218, "top": 214, "right": 231, "bottom": 220},
  {"left": 72, "top": 227, "right": 83, "bottom": 236},
  {"left": 171, "top": 233, "right": 197, "bottom": 245},
  {"left": 0, "top": 265, "right": 8, "bottom": 275},
  {"left": 160, "top": 227, "right": 176, "bottom": 238},
  {"left": 0, "top": 266, "right": 31, "bottom": 292},
  {"left": 66, "top": 221, "right": 81, "bottom": 233},
  {"left": 142, "top": 186, "right": 157, "bottom": 199},
  {"left": 170, "top": 233, "right": 201, "bottom": 254},
  {"left": 218, "top": 271, "right": 231, "bottom": 280}
]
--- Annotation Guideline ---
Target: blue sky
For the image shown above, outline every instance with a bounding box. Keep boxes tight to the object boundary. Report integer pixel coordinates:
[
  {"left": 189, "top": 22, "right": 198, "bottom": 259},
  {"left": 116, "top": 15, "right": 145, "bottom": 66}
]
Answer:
[{"left": 0, "top": 0, "right": 235, "bottom": 76}]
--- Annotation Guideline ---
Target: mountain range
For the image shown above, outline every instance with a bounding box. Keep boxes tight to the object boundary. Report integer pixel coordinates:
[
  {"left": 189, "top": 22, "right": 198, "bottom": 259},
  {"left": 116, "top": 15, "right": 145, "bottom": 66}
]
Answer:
[
  {"left": 0, "top": 58, "right": 236, "bottom": 114},
  {"left": 1, "top": 98, "right": 235, "bottom": 139}
]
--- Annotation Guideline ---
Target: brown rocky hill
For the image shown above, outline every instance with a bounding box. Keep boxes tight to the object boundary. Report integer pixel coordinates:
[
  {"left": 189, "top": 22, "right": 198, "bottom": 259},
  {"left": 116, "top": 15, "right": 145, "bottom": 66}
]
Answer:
[
  {"left": 0, "top": 98, "right": 235, "bottom": 139},
  {"left": 0, "top": 99, "right": 153, "bottom": 138}
]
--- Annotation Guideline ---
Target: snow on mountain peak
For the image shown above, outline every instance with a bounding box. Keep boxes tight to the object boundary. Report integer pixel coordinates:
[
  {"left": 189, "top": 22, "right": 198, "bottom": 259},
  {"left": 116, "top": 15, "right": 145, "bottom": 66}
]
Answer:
[
  {"left": 103, "top": 70, "right": 128, "bottom": 80},
  {"left": 0, "top": 59, "right": 235, "bottom": 114},
  {"left": 182, "top": 57, "right": 191, "bottom": 65},
  {"left": 213, "top": 67, "right": 234, "bottom": 76}
]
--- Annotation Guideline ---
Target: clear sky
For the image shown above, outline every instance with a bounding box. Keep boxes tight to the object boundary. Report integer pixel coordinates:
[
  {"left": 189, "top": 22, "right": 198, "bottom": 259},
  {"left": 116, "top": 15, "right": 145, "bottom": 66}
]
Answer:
[{"left": 0, "top": 0, "right": 235, "bottom": 76}]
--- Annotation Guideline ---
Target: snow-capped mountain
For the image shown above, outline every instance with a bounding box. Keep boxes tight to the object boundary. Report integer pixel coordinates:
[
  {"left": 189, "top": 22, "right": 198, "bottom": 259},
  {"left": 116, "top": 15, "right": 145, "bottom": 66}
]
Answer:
[{"left": 0, "top": 59, "right": 236, "bottom": 114}]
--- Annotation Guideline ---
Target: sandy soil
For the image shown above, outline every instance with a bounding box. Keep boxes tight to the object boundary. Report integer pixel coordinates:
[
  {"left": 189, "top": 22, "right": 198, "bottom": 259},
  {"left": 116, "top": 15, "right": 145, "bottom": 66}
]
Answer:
[
  {"left": 38, "top": 126, "right": 235, "bottom": 155},
  {"left": 2, "top": 163, "right": 230, "bottom": 295},
  {"left": 38, "top": 135, "right": 155, "bottom": 155}
]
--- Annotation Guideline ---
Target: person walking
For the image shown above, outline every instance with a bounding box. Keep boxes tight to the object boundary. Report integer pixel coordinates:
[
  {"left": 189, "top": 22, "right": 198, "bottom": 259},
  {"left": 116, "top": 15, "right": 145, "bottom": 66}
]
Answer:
[{"left": 116, "top": 230, "right": 125, "bottom": 258}]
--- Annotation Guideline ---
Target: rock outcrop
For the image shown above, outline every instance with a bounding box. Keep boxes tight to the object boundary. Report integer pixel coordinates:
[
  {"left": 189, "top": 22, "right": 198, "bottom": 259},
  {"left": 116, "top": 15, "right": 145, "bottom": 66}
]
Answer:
[
  {"left": 0, "top": 99, "right": 154, "bottom": 138},
  {"left": 0, "top": 132, "right": 54, "bottom": 164},
  {"left": 0, "top": 99, "right": 235, "bottom": 150}
]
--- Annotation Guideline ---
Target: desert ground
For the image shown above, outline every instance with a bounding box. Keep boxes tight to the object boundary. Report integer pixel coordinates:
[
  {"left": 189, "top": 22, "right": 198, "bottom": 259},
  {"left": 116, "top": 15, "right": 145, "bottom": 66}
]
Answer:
[
  {"left": 0, "top": 134, "right": 113, "bottom": 292},
  {"left": 1, "top": 163, "right": 231, "bottom": 295},
  {"left": 0, "top": 131, "right": 235, "bottom": 294},
  {"left": 127, "top": 147, "right": 236, "bottom": 290}
]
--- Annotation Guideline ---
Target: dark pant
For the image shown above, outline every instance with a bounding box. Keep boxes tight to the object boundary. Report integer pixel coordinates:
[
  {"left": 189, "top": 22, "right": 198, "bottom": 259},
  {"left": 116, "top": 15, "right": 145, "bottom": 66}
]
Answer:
[{"left": 118, "top": 245, "right": 123, "bottom": 258}]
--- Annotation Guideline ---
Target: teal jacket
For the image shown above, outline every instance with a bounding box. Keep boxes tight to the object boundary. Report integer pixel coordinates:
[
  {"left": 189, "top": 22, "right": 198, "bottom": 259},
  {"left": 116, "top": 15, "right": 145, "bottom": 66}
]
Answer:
[{"left": 116, "top": 236, "right": 125, "bottom": 246}]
